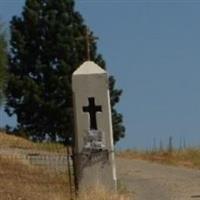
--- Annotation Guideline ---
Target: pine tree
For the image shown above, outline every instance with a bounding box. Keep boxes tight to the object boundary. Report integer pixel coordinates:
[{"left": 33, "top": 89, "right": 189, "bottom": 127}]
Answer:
[
  {"left": 0, "top": 23, "right": 7, "bottom": 104},
  {"left": 6, "top": 0, "right": 125, "bottom": 144}
]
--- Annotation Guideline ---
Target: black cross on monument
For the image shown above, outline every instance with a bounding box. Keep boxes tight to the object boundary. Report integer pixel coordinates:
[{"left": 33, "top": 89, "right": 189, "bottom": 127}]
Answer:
[{"left": 83, "top": 97, "right": 102, "bottom": 130}]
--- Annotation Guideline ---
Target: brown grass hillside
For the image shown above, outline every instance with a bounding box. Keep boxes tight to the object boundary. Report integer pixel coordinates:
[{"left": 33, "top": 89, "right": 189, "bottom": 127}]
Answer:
[
  {"left": 0, "top": 132, "right": 131, "bottom": 200},
  {"left": 0, "top": 156, "right": 69, "bottom": 200},
  {"left": 118, "top": 148, "right": 200, "bottom": 169},
  {"left": 0, "top": 132, "right": 33, "bottom": 148},
  {"left": 0, "top": 131, "right": 67, "bottom": 153}
]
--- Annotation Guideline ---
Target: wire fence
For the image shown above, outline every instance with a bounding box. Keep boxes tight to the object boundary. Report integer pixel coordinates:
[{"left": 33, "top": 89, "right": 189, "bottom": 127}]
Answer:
[{"left": 0, "top": 135, "right": 75, "bottom": 200}]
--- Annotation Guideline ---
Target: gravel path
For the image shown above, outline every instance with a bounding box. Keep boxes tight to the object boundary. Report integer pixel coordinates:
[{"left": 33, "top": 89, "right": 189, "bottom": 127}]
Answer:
[{"left": 117, "top": 158, "right": 200, "bottom": 200}]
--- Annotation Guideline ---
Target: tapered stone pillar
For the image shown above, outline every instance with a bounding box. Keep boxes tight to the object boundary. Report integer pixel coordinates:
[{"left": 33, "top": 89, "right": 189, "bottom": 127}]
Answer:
[{"left": 72, "top": 61, "right": 117, "bottom": 191}]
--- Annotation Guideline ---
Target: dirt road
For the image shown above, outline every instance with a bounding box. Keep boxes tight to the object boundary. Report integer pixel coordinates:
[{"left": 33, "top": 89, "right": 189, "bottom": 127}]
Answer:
[
  {"left": 117, "top": 158, "right": 200, "bottom": 200},
  {"left": 0, "top": 148, "right": 199, "bottom": 199}
]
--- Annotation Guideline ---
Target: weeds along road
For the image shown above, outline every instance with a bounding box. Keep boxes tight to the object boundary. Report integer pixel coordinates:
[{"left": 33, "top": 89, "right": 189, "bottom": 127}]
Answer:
[
  {"left": 0, "top": 148, "right": 200, "bottom": 200},
  {"left": 117, "top": 158, "right": 200, "bottom": 200}
]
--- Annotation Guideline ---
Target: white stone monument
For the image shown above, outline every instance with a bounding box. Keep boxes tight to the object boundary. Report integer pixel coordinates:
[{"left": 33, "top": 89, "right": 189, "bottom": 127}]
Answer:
[{"left": 72, "top": 61, "right": 117, "bottom": 191}]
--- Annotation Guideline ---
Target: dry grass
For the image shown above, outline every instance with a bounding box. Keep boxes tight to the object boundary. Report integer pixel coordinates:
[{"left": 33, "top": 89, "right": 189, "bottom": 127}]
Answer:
[
  {"left": 0, "top": 132, "right": 34, "bottom": 149},
  {"left": 79, "top": 186, "right": 131, "bottom": 200},
  {"left": 0, "top": 131, "right": 67, "bottom": 153},
  {"left": 117, "top": 148, "right": 200, "bottom": 169},
  {"left": 0, "top": 156, "right": 70, "bottom": 200},
  {"left": 0, "top": 156, "right": 131, "bottom": 200},
  {"left": 0, "top": 132, "right": 131, "bottom": 200}
]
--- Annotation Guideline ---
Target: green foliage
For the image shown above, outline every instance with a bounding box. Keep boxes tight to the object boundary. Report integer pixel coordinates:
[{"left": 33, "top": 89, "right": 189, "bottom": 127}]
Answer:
[
  {"left": 6, "top": 0, "right": 125, "bottom": 144},
  {"left": 0, "top": 23, "right": 7, "bottom": 104}
]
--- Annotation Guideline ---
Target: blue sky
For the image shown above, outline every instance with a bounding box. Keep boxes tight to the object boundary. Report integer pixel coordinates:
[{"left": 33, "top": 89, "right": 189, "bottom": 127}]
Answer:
[{"left": 1, "top": 0, "right": 200, "bottom": 149}]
